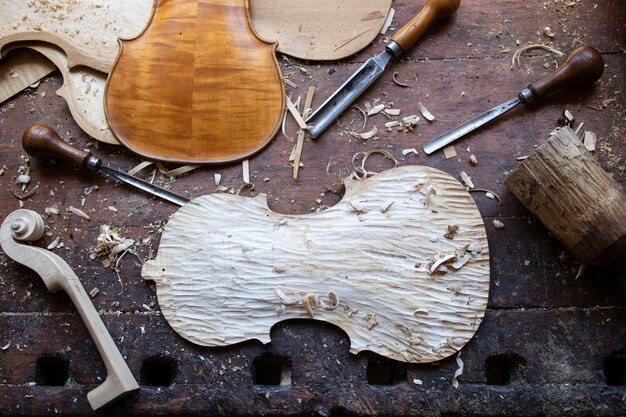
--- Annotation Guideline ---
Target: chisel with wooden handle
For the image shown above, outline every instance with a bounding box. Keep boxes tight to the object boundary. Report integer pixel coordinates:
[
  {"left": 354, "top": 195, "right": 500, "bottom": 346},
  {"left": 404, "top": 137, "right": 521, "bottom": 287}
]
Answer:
[
  {"left": 422, "top": 45, "right": 605, "bottom": 154},
  {"left": 22, "top": 124, "right": 189, "bottom": 206},
  {"left": 306, "top": 0, "right": 461, "bottom": 139}
]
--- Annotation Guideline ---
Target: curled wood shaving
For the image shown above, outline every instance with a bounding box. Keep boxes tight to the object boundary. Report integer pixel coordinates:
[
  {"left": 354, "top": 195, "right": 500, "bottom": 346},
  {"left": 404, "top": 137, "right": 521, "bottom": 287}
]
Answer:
[
  {"left": 319, "top": 292, "right": 339, "bottom": 311},
  {"left": 45, "top": 207, "right": 60, "bottom": 215},
  {"left": 510, "top": 44, "right": 564, "bottom": 70},
  {"left": 402, "top": 148, "right": 418, "bottom": 156},
  {"left": 452, "top": 352, "right": 464, "bottom": 388},
  {"left": 12, "top": 183, "right": 40, "bottom": 200},
  {"left": 351, "top": 149, "right": 399, "bottom": 180},
  {"left": 276, "top": 289, "right": 300, "bottom": 306},
  {"left": 392, "top": 71, "right": 417, "bottom": 87},
  {"left": 367, "top": 103, "right": 386, "bottom": 116},
  {"left": 128, "top": 160, "right": 201, "bottom": 178},
  {"left": 90, "top": 225, "right": 135, "bottom": 269},
  {"left": 351, "top": 126, "right": 379, "bottom": 140},
  {"left": 468, "top": 189, "right": 502, "bottom": 205}
]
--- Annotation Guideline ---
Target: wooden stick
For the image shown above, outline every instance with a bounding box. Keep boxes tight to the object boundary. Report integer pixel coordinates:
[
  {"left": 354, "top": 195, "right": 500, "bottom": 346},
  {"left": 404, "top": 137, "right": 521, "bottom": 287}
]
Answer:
[
  {"left": 293, "top": 86, "right": 316, "bottom": 179},
  {"left": 0, "top": 209, "right": 139, "bottom": 409},
  {"left": 505, "top": 126, "right": 626, "bottom": 272}
]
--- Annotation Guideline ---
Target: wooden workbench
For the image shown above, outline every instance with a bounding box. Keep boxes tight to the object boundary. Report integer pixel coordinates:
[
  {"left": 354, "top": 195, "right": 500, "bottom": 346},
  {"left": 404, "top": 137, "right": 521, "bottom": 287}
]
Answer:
[{"left": 1, "top": 0, "right": 625, "bottom": 415}]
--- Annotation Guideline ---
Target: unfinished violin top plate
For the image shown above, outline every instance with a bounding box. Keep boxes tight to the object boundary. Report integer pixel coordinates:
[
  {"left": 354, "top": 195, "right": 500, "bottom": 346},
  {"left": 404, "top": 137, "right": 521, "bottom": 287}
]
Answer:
[{"left": 143, "top": 166, "right": 490, "bottom": 363}]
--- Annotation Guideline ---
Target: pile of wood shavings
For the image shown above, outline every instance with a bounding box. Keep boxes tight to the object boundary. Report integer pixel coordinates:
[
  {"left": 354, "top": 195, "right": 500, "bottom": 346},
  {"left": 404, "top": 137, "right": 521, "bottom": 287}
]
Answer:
[{"left": 90, "top": 225, "right": 135, "bottom": 269}]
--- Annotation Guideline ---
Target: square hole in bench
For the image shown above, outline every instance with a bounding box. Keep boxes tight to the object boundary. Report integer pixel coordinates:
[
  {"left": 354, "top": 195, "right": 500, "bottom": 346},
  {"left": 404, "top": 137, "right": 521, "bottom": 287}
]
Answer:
[
  {"left": 367, "top": 356, "right": 407, "bottom": 386},
  {"left": 605, "top": 351, "right": 626, "bottom": 386},
  {"left": 141, "top": 356, "right": 177, "bottom": 386},
  {"left": 36, "top": 355, "right": 70, "bottom": 386},
  {"left": 253, "top": 354, "right": 291, "bottom": 386},
  {"left": 485, "top": 354, "right": 526, "bottom": 385}
]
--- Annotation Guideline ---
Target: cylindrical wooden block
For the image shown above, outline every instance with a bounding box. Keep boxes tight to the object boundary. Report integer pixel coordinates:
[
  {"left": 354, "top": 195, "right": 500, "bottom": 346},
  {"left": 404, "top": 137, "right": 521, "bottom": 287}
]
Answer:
[{"left": 505, "top": 126, "right": 626, "bottom": 272}]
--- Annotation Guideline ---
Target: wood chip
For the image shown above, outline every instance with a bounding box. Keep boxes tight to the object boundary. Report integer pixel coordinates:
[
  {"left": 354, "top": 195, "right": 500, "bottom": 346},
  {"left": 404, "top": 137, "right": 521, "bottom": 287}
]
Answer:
[
  {"left": 469, "top": 154, "right": 478, "bottom": 165},
  {"left": 459, "top": 171, "right": 474, "bottom": 189},
  {"left": 402, "top": 148, "right": 418, "bottom": 156},
  {"left": 583, "top": 131, "right": 597, "bottom": 152},
  {"left": 68, "top": 206, "right": 90, "bottom": 220},
  {"left": 443, "top": 146, "right": 457, "bottom": 159},
  {"left": 380, "top": 7, "right": 395, "bottom": 34},
  {"left": 493, "top": 219, "right": 505, "bottom": 229},
  {"left": 417, "top": 102, "right": 436, "bottom": 122},
  {"left": 46, "top": 236, "right": 61, "bottom": 250},
  {"left": 89, "top": 287, "right": 100, "bottom": 298},
  {"left": 242, "top": 160, "right": 250, "bottom": 184}
]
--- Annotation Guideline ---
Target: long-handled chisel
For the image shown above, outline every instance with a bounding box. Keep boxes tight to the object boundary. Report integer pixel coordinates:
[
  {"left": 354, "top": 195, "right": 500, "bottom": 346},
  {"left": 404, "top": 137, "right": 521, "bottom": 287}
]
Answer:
[
  {"left": 422, "top": 45, "right": 605, "bottom": 154},
  {"left": 306, "top": 0, "right": 461, "bottom": 139},
  {"left": 22, "top": 124, "right": 189, "bottom": 206}
]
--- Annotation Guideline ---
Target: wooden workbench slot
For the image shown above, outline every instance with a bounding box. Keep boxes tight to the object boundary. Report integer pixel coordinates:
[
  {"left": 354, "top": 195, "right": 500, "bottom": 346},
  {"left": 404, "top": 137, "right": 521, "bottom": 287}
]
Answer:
[
  {"left": 367, "top": 356, "right": 407, "bottom": 386},
  {"left": 140, "top": 356, "right": 177, "bottom": 387},
  {"left": 485, "top": 354, "right": 526, "bottom": 386},
  {"left": 604, "top": 351, "right": 626, "bottom": 386},
  {"left": 35, "top": 355, "right": 70, "bottom": 387},
  {"left": 253, "top": 354, "right": 292, "bottom": 387}
]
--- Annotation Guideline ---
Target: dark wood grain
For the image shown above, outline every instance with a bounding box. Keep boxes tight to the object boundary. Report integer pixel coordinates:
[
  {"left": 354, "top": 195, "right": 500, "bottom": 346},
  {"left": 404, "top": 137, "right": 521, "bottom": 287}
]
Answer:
[{"left": 0, "top": 0, "right": 625, "bottom": 415}]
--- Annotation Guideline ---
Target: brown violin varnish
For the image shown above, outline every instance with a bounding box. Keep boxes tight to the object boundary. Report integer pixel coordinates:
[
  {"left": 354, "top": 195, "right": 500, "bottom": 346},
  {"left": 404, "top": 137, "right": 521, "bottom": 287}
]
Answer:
[
  {"left": 105, "top": 0, "right": 285, "bottom": 164},
  {"left": 505, "top": 126, "right": 626, "bottom": 272}
]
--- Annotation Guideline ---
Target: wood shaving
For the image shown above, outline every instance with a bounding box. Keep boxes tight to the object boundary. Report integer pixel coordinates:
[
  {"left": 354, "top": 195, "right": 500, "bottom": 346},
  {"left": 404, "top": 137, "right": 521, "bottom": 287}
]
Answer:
[
  {"left": 44, "top": 207, "right": 60, "bottom": 215},
  {"left": 286, "top": 95, "right": 310, "bottom": 130},
  {"left": 89, "top": 287, "right": 100, "bottom": 298},
  {"left": 351, "top": 149, "right": 399, "bottom": 179},
  {"left": 392, "top": 71, "right": 417, "bottom": 88},
  {"left": 68, "top": 205, "right": 90, "bottom": 220},
  {"left": 367, "top": 103, "right": 386, "bottom": 116},
  {"left": 380, "top": 8, "right": 395, "bottom": 34},
  {"left": 469, "top": 154, "right": 478, "bottom": 165},
  {"left": 459, "top": 171, "right": 474, "bottom": 189},
  {"left": 583, "top": 131, "right": 597, "bottom": 152},
  {"left": 351, "top": 126, "right": 379, "bottom": 140},
  {"left": 417, "top": 102, "right": 436, "bottom": 122},
  {"left": 379, "top": 201, "right": 394, "bottom": 213},
  {"left": 493, "top": 219, "right": 505, "bottom": 229},
  {"left": 242, "top": 160, "right": 250, "bottom": 184},
  {"left": 543, "top": 26, "right": 556, "bottom": 38},
  {"left": 452, "top": 352, "right": 464, "bottom": 388},
  {"left": 46, "top": 236, "right": 61, "bottom": 250},
  {"left": 90, "top": 225, "right": 135, "bottom": 268},
  {"left": 510, "top": 44, "right": 564, "bottom": 70},
  {"left": 319, "top": 292, "right": 339, "bottom": 311},
  {"left": 293, "top": 86, "right": 316, "bottom": 179},
  {"left": 383, "top": 108, "right": 401, "bottom": 116},
  {"left": 12, "top": 183, "right": 39, "bottom": 200},
  {"left": 402, "top": 148, "right": 418, "bottom": 156}
]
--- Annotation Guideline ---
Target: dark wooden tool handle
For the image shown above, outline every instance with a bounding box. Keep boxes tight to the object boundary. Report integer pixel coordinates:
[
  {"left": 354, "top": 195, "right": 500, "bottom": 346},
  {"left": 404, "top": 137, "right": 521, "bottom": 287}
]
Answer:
[
  {"left": 22, "top": 124, "right": 92, "bottom": 167},
  {"left": 527, "top": 46, "right": 604, "bottom": 100},
  {"left": 391, "top": 0, "right": 461, "bottom": 53}
]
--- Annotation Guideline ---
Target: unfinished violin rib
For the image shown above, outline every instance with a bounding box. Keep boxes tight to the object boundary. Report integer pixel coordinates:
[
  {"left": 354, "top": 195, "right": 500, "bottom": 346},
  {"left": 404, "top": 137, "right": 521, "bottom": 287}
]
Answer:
[{"left": 143, "top": 166, "right": 490, "bottom": 363}]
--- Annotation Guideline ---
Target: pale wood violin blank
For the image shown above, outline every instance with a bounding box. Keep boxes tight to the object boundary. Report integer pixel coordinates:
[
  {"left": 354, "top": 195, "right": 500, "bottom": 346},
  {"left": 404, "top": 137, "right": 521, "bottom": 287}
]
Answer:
[
  {"left": 143, "top": 166, "right": 490, "bottom": 363},
  {"left": 0, "top": 209, "right": 139, "bottom": 410},
  {"left": 105, "top": 0, "right": 286, "bottom": 164}
]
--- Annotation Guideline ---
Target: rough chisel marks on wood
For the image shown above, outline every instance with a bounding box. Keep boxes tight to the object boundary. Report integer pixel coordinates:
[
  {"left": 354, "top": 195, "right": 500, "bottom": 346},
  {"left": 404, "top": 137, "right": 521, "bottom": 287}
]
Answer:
[{"left": 143, "top": 166, "right": 490, "bottom": 363}]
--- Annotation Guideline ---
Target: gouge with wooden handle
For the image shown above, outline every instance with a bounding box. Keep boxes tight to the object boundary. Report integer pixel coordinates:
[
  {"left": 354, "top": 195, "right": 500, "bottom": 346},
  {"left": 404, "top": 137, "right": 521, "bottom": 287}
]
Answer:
[
  {"left": 422, "top": 46, "right": 605, "bottom": 154},
  {"left": 306, "top": 0, "right": 461, "bottom": 139},
  {"left": 22, "top": 124, "right": 190, "bottom": 206}
]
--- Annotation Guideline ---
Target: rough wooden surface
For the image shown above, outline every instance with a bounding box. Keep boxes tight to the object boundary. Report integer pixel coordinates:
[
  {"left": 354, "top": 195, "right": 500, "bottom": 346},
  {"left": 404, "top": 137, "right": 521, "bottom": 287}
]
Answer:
[
  {"left": 144, "top": 166, "right": 490, "bottom": 363},
  {"left": 0, "top": 0, "right": 625, "bottom": 415},
  {"left": 506, "top": 126, "right": 626, "bottom": 272}
]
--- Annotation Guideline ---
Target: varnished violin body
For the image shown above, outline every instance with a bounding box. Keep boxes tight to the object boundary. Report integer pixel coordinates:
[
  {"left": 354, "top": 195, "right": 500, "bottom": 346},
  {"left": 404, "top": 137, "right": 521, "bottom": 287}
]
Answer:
[{"left": 105, "top": 0, "right": 285, "bottom": 164}]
